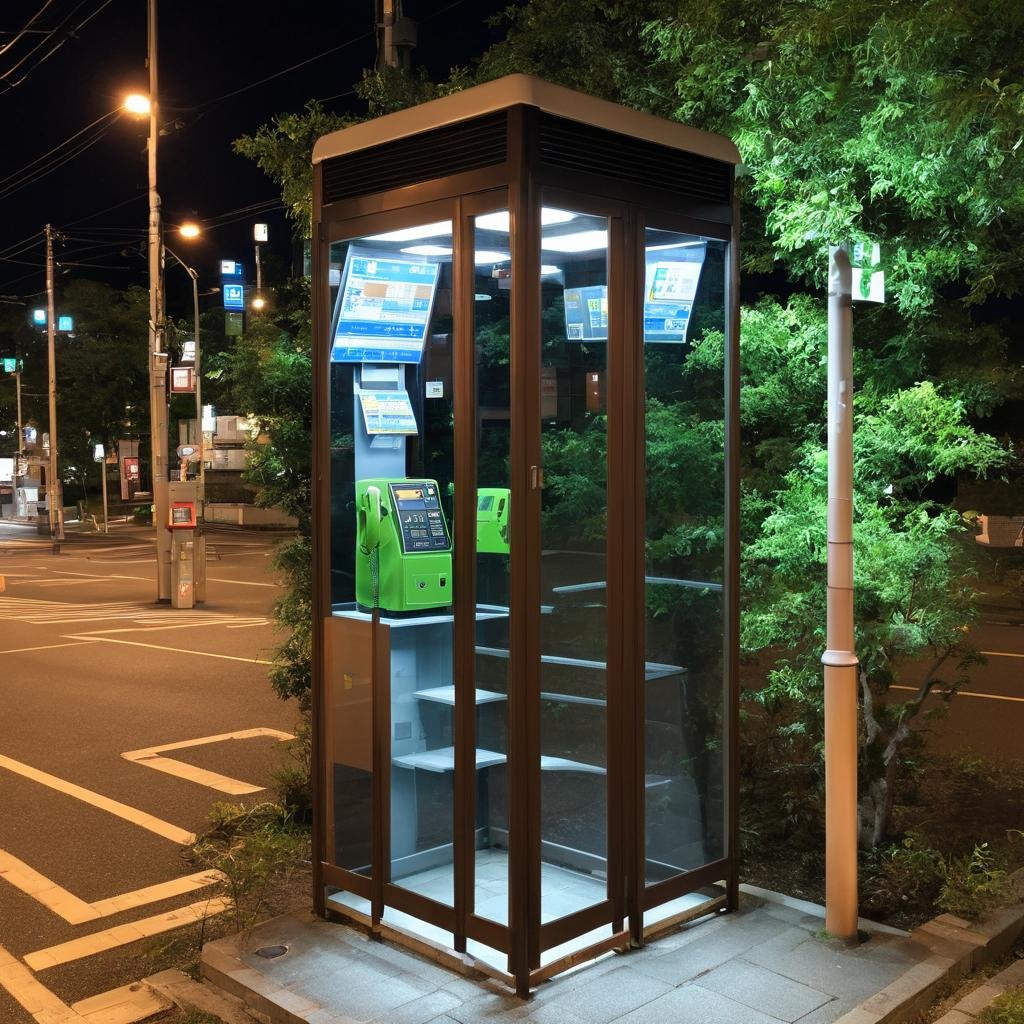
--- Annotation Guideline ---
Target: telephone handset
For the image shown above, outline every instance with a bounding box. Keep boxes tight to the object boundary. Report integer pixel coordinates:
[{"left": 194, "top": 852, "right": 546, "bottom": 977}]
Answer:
[{"left": 358, "top": 485, "right": 384, "bottom": 553}]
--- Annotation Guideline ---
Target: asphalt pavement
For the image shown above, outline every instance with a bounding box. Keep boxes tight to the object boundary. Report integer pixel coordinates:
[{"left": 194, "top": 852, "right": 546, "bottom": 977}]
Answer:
[{"left": 0, "top": 519, "right": 300, "bottom": 1023}]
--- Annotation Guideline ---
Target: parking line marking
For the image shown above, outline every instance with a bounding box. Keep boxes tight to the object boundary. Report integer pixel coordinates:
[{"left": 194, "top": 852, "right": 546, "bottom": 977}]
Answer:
[
  {"left": 71, "top": 981, "right": 171, "bottom": 1023},
  {"left": 206, "top": 576, "right": 280, "bottom": 587},
  {"left": 63, "top": 634, "right": 274, "bottom": 665},
  {"left": 122, "top": 728, "right": 293, "bottom": 794},
  {"left": 0, "top": 754, "right": 195, "bottom": 845},
  {"left": 0, "top": 641, "right": 98, "bottom": 655},
  {"left": 0, "top": 849, "right": 224, "bottom": 923},
  {"left": 980, "top": 649, "right": 1024, "bottom": 659},
  {"left": 23, "top": 896, "right": 232, "bottom": 970},
  {"left": 890, "top": 684, "right": 1024, "bottom": 704},
  {"left": 0, "top": 943, "right": 85, "bottom": 1023}
]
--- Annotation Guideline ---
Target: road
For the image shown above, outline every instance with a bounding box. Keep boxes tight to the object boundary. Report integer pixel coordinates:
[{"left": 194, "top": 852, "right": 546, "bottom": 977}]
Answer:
[
  {"left": 0, "top": 520, "right": 300, "bottom": 1024},
  {"left": 895, "top": 618, "right": 1024, "bottom": 761}
]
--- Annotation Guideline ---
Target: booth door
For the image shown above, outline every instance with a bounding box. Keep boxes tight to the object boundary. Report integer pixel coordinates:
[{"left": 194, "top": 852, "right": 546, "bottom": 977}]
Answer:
[{"left": 639, "top": 224, "right": 731, "bottom": 909}]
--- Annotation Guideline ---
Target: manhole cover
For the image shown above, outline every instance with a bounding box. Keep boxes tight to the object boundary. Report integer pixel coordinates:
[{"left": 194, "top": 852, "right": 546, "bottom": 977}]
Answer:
[{"left": 254, "top": 944, "right": 288, "bottom": 959}]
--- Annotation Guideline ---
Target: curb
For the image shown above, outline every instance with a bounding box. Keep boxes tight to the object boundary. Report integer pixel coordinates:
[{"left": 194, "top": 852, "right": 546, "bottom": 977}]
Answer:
[
  {"left": 833, "top": 869, "right": 1024, "bottom": 1024},
  {"left": 933, "top": 956, "right": 1024, "bottom": 1024}
]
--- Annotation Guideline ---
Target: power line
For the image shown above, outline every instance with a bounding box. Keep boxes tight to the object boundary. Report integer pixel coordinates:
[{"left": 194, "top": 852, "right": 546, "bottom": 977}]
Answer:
[
  {"left": 0, "top": 0, "right": 58, "bottom": 58},
  {"left": 0, "top": 120, "right": 117, "bottom": 201},
  {"left": 191, "top": 31, "right": 375, "bottom": 115},
  {"left": 0, "top": 0, "right": 115, "bottom": 93},
  {"left": 63, "top": 194, "right": 145, "bottom": 229},
  {"left": 0, "top": 108, "right": 119, "bottom": 190},
  {"left": 0, "top": 230, "right": 43, "bottom": 261}
]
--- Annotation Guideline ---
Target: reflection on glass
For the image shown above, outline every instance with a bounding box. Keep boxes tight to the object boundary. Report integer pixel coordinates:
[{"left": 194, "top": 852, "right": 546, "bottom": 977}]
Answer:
[
  {"left": 643, "top": 229, "right": 727, "bottom": 884},
  {"left": 472, "top": 211, "right": 513, "bottom": 924},
  {"left": 328, "top": 221, "right": 459, "bottom": 907},
  {"left": 538, "top": 210, "right": 609, "bottom": 920}
]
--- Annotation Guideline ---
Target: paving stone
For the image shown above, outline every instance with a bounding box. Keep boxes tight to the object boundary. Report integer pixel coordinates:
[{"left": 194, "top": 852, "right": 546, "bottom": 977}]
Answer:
[
  {"left": 446, "top": 991, "right": 534, "bottom": 1024},
  {"left": 953, "top": 981, "right": 1006, "bottom": 1017},
  {"left": 611, "top": 981, "right": 784, "bottom": 1024},
  {"left": 286, "top": 964, "right": 434, "bottom": 1021},
  {"left": 529, "top": 965, "right": 672, "bottom": 1024},
  {"left": 368, "top": 989, "right": 464, "bottom": 1024},
  {"left": 632, "top": 913, "right": 784, "bottom": 987},
  {"left": 742, "top": 936, "right": 906, "bottom": 1001},
  {"left": 698, "top": 960, "right": 832, "bottom": 1022}
]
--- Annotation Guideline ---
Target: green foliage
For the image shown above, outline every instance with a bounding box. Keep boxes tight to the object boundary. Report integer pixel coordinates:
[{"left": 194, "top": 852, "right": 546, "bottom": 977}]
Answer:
[
  {"left": 979, "top": 988, "right": 1024, "bottom": 1024},
  {"left": 864, "top": 832, "right": 945, "bottom": 913},
  {"left": 273, "top": 714, "right": 312, "bottom": 822},
  {"left": 227, "top": 278, "right": 313, "bottom": 708},
  {"left": 233, "top": 101, "right": 354, "bottom": 235},
  {"left": 938, "top": 842, "right": 1015, "bottom": 919},
  {"left": 191, "top": 802, "right": 309, "bottom": 936}
]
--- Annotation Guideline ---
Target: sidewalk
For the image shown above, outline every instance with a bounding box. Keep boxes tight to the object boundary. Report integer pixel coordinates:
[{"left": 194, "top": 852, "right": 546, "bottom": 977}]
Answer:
[{"left": 199, "top": 891, "right": 930, "bottom": 1024}]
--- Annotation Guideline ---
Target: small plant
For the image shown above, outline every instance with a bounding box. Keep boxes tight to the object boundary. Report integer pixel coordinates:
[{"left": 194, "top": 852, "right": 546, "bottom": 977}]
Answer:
[
  {"left": 864, "top": 832, "right": 945, "bottom": 917},
  {"left": 977, "top": 987, "right": 1024, "bottom": 1024},
  {"left": 190, "top": 802, "right": 309, "bottom": 937},
  {"left": 938, "top": 843, "right": 1015, "bottom": 920},
  {"left": 132, "top": 504, "right": 153, "bottom": 524},
  {"left": 272, "top": 717, "right": 312, "bottom": 823}
]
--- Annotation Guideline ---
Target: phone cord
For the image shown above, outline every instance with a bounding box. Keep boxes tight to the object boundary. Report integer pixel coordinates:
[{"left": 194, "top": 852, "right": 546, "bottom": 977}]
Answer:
[{"left": 370, "top": 546, "right": 380, "bottom": 610}]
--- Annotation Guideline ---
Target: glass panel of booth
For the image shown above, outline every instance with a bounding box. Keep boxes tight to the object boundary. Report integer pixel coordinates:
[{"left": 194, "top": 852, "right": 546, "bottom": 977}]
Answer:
[
  {"left": 326, "top": 220, "right": 459, "bottom": 910},
  {"left": 537, "top": 207, "right": 610, "bottom": 922},
  {"left": 642, "top": 228, "right": 728, "bottom": 888}
]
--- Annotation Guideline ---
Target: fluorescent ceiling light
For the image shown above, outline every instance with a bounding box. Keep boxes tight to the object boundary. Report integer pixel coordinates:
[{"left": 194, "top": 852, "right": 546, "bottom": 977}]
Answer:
[
  {"left": 402, "top": 245, "right": 452, "bottom": 256},
  {"left": 541, "top": 230, "right": 608, "bottom": 253},
  {"left": 475, "top": 250, "right": 510, "bottom": 264},
  {"left": 365, "top": 220, "right": 452, "bottom": 242},
  {"left": 475, "top": 208, "right": 577, "bottom": 233},
  {"left": 540, "top": 265, "right": 561, "bottom": 275},
  {"left": 646, "top": 241, "right": 705, "bottom": 252}
]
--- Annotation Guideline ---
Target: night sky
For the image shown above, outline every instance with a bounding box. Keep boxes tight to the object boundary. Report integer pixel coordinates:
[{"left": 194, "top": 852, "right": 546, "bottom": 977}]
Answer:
[{"left": 0, "top": 0, "right": 519, "bottom": 310}]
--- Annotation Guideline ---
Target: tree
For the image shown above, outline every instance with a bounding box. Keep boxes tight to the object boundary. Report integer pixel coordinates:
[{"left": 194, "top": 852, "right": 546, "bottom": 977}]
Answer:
[{"left": 227, "top": 277, "right": 313, "bottom": 708}]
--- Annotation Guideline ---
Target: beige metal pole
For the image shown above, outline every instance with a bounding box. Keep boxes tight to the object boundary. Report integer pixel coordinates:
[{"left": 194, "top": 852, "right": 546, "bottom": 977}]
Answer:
[
  {"left": 147, "top": 0, "right": 170, "bottom": 600},
  {"left": 823, "top": 244, "right": 859, "bottom": 939},
  {"left": 45, "top": 224, "right": 64, "bottom": 547},
  {"left": 101, "top": 453, "right": 109, "bottom": 533},
  {"left": 191, "top": 266, "right": 204, "bottom": 517}
]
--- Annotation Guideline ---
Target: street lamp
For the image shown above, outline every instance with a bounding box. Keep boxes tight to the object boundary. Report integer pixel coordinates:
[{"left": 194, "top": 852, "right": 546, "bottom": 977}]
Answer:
[
  {"left": 123, "top": 93, "right": 151, "bottom": 115},
  {"left": 178, "top": 222, "right": 201, "bottom": 240}
]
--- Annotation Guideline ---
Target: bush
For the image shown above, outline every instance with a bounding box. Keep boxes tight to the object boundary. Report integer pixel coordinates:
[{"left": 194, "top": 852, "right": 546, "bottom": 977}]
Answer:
[
  {"left": 863, "top": 833, "right": 945, "bottom": 918},
  {"left": 938, "top": 843, "right": 1015, "bottom": 920},
  {"left": 190, "top": 802, "right": 309, "bottom": 936},
  {"left": 978, "top": 988, "right": 1024, "bottom": 1024},
  {"left": 273, "top": 716, "right": 312, "bottom": 824},
  {"left": 132, "top": 504, "right": 153, "bottom": 524}
]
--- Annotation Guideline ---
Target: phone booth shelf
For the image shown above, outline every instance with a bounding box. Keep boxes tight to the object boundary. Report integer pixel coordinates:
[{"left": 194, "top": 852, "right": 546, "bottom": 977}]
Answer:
[{"left": 312, "top": 74, "right": 741, "bottom": 997}]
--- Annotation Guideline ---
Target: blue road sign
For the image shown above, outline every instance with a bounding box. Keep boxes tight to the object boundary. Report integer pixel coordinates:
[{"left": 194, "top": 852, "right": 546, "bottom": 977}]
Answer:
[
  {"left": 57, "top": 315, "right": 73, "bottom": 331},
  {"left": 223, "top": 284, "right": 245, "bottom": 310},
  {"left": 32, "top": 308, "right": 46, "bottom": 325}
]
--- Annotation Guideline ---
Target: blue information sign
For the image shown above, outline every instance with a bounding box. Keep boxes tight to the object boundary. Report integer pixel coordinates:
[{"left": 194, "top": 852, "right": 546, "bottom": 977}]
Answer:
[
  {"left": 223, "top": 284, "right": 245, "bottom": 310},
  {"left": 57, "top": 315, "right": 73, "bottom": 332},
  {"left": 330, "top": 248, "right": 441, "bottom": 364}
]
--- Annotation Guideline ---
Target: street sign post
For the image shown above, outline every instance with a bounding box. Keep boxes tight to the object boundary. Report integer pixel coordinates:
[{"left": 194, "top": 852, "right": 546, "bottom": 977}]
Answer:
[{"left": 93, "top": 443, "right": 109, "bottom": 533}]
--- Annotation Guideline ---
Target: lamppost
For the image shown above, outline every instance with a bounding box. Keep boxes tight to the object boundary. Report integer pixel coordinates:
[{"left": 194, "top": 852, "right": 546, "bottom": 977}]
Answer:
[
  {"left": 123, "top": 0, "right": 169, "bottom": 601},
  {"left": 164, "top": 231, "right": 205, "bottom": 517}
]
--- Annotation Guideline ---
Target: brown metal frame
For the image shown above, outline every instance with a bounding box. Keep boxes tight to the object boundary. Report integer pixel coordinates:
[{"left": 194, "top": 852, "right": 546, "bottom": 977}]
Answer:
[{"left": 311, "top": 104, "right": 740, "bottom": 997}]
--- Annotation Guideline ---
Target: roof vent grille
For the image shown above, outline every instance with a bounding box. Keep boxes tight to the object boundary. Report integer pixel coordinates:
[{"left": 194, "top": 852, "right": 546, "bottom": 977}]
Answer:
[
  {"left": 537, "top": 113, "right": 730, "bottom": 206},
  {"left": 323, "top": 112, "right": 507, "bottom": 204}
]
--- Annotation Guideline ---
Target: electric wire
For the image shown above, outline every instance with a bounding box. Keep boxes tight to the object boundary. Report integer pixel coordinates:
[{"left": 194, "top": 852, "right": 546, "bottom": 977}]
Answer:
[
  {"left": 0, "top": 108, "right": 119, "bottom": 189},
  {"left": 62, "top": 194, "right": 145, "bottom": 229},
  {"left": 0, "top": 120, "right": 117, "bottom": 201},
  {"left": 0, "top": 232, "right": 43, "bottom": 261},
  {"left": 0, "top": 0, "right": 58, "bottom": 58},
  {"left": 0, "top": 0, "right": 115, "bottom": 91}
]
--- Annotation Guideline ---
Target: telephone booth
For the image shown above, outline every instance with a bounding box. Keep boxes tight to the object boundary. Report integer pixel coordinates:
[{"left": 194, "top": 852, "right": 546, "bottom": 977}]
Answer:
[{"left": 311, "top": 75, "right": 740, "bottom": 996}]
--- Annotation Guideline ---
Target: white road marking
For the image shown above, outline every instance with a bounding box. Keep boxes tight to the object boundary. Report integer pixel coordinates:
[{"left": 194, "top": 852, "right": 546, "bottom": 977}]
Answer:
[
  {"left": 63, "top": 633, "right": 274, "bottom": 665},
  {"left": 0, "top": 849, "right": 223, "bottom": 924},
  {"left": 206, "top": 576, "right": 281, "bottom": 587},
  {"left": 980, "top": 649, "right": 1024, "bottom": 659},
  {"left": 890, "top": 684, "right": 1024, "bottom": 704},
  {"left": 122, "top": 728, "right": 293, "bottom": 795},
  {"left": 0, "top": 754, "right": 195, "bottom": 845},
  {"left": 71, "top": 982, "right": 171, "bottom": 1023},
  {"left": 0, "top": 943, "right": 85, "bottom": 1023},
  {"left": 0, "top": 640, "right": 99, "bottom": 655},
  {"left": 23, "top": 896, "right": 232, "bottom": 970}
]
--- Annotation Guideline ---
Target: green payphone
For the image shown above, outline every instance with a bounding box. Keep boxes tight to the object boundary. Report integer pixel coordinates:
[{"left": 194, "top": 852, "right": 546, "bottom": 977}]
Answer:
[
  {"left": 476, "top": 488, "right": 510, "bottom": 555},
  {"left": 356, "top": 478, "right": 452, "bottom": 613}
]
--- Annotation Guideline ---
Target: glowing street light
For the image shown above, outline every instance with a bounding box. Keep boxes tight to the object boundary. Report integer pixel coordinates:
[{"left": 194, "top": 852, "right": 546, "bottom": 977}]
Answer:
[
  {"left": 251, "top": 296, "right": 266, "bottom": 311},
  {"left": 179, "top": 222, "right": 201, "bottom": 240},
  {"left": 123, "top": 93, "right": 151, "bottom": 115}
]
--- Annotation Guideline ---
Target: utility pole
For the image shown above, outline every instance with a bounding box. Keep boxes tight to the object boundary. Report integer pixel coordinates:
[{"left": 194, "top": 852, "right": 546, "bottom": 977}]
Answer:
[
  {"left": 823, "top": 244, "right": 859, "bottom": 940},
  {"left": 15, "top": 364, "right": 23, "bottom": 467},
  {"left": 147, "top": 0, "right": 170, "bottom": 600},
  {"left": 190, "top": 265, "right": 205, "bottom": 512},
  {"left": 45, "top": 224, "right": 64, "bottom": 548},
  {"left": 376, "top": 0, "right": 416, "bottom": 71}
]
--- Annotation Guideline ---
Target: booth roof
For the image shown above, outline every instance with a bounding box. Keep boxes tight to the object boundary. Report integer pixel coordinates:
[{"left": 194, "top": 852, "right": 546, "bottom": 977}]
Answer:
[{"left": 312, "top": 73, "right": 741, "bottom": 167}]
